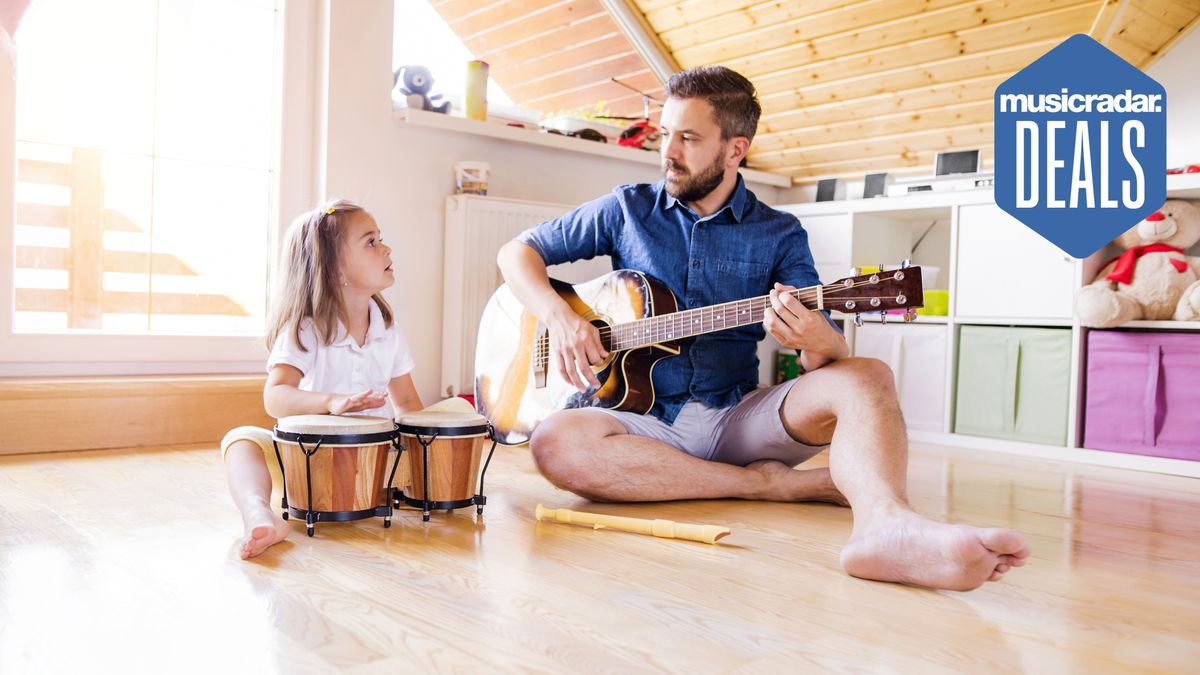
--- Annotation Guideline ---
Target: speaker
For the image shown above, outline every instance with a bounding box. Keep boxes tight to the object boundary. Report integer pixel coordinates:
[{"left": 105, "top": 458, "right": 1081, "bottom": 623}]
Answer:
[
  {"left": 934, "top": 149, "right": 980, "bottom": 176},
  {"left": 863, "top": 173, "right": 891, "bottom": 199},
  {"left": 816, "top": 178, "right": 845, "bottom": 202}
]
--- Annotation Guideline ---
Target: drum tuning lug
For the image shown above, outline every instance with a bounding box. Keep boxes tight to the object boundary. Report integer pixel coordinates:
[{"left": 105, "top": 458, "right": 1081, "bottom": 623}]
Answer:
[{"left": 853, "top": 314, "right": 863, "bottom": 327}]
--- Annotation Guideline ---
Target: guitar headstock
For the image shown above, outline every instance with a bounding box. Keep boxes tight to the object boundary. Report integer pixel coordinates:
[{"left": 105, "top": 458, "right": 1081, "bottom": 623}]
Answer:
[{"left": 822, "top": 265, "right": 924, "bottom": 320}]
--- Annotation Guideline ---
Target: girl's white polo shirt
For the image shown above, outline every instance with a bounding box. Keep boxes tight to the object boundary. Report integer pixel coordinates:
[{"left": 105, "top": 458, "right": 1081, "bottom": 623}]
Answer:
[{"left": 267, "top": 299, "right": 415, "bottom": 419}]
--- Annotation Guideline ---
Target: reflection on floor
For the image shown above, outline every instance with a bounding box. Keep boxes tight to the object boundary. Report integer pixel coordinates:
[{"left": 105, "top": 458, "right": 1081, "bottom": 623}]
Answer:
[{"left": 0, "top": 441, "right": 1197, "bottom": 672}]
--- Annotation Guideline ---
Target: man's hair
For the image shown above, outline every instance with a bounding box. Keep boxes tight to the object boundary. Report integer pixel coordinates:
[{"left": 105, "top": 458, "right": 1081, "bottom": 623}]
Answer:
[{"left": 664, "top": 65, "right": 761, "bottom": 142}]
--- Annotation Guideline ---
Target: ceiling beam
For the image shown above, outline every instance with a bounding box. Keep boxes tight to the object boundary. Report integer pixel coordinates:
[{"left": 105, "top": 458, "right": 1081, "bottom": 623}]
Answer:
[{"left": 599, "top": 0, "right": 680, "bottom": 85}]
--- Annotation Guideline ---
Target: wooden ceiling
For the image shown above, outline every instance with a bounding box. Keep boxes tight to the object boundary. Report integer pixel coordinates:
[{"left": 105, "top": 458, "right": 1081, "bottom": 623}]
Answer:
[
  {"left": 429, "top": 0, "right": 1200, "bottom": 186},
  {"left": 430, "top": 0, "right": 665, "bottom": 121}
]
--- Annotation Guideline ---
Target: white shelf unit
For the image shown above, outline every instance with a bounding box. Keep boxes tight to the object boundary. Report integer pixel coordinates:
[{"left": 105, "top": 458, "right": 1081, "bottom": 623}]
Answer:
[
  {"left": 395, "top": 108, "right": 792, "bottom": 188},
  {"left": 780, "top": 176, "right": 1200, "bottom": 477}
]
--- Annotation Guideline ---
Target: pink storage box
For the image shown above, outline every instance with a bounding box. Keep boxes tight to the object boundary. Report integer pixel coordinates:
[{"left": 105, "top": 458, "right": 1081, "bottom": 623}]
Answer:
[{"left": 1083, "top": 331, "right": 1200, "bottom": 461}]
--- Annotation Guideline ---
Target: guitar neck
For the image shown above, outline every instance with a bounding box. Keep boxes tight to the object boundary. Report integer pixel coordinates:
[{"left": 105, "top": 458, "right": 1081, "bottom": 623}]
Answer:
[{"left": 606, "top": 285, "right": 823, "bottom": 352}]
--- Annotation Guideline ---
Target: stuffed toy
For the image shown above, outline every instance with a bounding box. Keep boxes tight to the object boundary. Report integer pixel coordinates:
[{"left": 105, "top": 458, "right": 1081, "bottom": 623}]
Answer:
[
  {"left": 1075, "top": 199, "right": 1200, "bottom": 327},
  {"left": 393, "top": 65, "right": 450, "bottom": 114}
]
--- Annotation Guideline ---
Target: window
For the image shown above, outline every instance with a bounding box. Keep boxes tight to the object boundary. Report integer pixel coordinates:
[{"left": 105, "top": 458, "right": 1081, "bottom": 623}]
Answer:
[
  {"left": 392, "top": 0, "right": 514, "bottom": 112},
  {"left": 13, "top": 0, "right": 278, "bottom": 335}
]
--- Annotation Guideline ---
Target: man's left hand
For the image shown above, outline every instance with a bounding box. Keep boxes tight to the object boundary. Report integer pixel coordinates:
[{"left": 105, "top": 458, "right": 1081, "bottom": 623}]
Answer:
[{"left": 764, "top": 282, "right": 849, "bottom": 369}]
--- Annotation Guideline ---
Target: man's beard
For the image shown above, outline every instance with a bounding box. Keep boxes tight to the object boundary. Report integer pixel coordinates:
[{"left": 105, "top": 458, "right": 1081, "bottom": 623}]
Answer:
[{"left": 663, "top": 150, "right": 726, "bottom": 203}]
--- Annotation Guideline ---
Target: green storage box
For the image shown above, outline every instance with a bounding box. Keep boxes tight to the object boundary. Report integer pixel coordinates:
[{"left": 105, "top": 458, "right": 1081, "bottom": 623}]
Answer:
[{"left": 954, "top": 325, "right": 1071, "bottom": 445}]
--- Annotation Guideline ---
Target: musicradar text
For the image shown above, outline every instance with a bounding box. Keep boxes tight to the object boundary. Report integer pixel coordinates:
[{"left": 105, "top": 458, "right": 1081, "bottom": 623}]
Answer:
[
  {"left": 999, "top": 89, "right": 1163, "bottom": 114},
  {"left": 1006, "top": 88, "right": 1161, "bottom": 210}
]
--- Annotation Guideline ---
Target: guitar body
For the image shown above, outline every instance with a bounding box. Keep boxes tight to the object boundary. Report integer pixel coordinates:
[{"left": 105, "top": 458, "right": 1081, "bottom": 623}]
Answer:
[
  {"left": 475, "top": 265, "right": 922, "bottom": 446},
  {"left": 475, "top": 270, "right": 680, "bottom": 445}
]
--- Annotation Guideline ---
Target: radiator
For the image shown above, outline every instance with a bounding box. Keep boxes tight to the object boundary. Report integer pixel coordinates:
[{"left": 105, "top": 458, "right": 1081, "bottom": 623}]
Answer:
[{"left": 441, "top": 195, "right": 611, "bottom": 398}]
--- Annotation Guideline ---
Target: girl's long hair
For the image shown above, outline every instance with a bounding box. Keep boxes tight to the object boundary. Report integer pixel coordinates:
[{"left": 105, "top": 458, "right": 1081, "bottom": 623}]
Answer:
[{"left": 267, "top": 199, "right": 394, "bottom": 351}]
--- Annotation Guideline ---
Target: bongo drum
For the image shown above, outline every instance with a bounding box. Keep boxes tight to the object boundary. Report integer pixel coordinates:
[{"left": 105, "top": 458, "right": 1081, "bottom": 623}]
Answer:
[
  {"left": 272, "top": 414, "right": 402, "bottom": 536},
  {"left": 396, "top": 409, "right": 497, "bottom": 521}
]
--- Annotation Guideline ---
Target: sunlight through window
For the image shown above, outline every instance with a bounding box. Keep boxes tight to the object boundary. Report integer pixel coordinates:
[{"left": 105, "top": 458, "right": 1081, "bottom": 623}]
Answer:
[{"left": 13, "top": 0, "right": 277, "bottom": 334}]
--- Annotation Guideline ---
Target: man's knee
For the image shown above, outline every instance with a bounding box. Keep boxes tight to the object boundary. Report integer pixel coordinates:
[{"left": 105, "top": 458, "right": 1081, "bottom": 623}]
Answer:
[
  {"left": 532, "top": 408, "right": 624, "bottom": 497},
  {"left": 840, "top": 355, "right": 894, "bottom": 376},
  {"left": 827, "top": 357, "right": 896, "bottom": 395},
  {"left": 529, "top": 415, "right": 593, "bottom": 491}
]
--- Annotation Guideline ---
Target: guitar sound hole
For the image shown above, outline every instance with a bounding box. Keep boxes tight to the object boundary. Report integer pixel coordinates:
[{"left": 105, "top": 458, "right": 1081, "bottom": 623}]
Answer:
[{"left": 590, "top": 319, "right": 612, "bottom": 352}]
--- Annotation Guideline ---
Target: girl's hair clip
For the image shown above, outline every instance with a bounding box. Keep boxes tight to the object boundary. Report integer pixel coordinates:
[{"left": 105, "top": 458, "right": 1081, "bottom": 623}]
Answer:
[{"left": 324, "top": 207, "right": 336, "bottom": 215}]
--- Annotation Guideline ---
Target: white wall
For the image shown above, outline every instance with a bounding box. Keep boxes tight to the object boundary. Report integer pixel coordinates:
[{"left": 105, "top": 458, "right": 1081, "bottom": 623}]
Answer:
[
  {"left": 319, "top": 0, "right": 783, "bottom": 403},
  {"left": 1147, "top": 24, "right": 1200, "bottom": 168}
]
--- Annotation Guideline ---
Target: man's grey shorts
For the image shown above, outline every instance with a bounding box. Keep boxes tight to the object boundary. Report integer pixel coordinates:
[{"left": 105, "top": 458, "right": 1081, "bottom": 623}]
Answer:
[{"left": 594, "top": 379, "right": 828, "bottom": 467}]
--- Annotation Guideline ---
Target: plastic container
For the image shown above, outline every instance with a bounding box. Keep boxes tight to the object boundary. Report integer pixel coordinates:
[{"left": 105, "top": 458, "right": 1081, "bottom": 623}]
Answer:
[
  {"left": 918, "top": 289, "right": 949, "bottom": 316},
  {"left": 454, "top": 161, "right": 489, "bottom": 195},
  {"left": 465, "top": 60, "right": 489, "bottom": 121}
]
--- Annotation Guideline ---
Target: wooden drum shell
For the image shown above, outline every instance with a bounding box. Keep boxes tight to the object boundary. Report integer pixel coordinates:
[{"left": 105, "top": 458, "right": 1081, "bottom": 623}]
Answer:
[
  {"left": 400, "top": 433, "right": 486, "bottom": 504},
  {"left": 273, "top": 415, "right": 399, "bottom": 518},
  {"left": 276, "top": 440, "right": 392, "bottom": 514}
]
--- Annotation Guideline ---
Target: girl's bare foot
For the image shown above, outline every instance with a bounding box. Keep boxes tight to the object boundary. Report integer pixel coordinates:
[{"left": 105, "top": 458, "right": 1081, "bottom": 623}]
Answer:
[
  {"left": 240, "top": 502, "right": 291, "bottom": 559},
  {"left": 840, "top": 508, "right": 1030, "bottom": 591}
]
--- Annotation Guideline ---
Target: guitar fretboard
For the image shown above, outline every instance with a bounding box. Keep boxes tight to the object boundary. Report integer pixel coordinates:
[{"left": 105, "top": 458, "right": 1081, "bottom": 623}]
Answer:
[{"left": 605, "top": 285, "right": 820, "bottom": 351}]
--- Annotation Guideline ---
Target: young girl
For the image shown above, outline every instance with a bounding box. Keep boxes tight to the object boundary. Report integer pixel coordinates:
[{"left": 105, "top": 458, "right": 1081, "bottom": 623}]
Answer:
[{"left": 222, "top": 199, "right": 424, "bottom": 559}]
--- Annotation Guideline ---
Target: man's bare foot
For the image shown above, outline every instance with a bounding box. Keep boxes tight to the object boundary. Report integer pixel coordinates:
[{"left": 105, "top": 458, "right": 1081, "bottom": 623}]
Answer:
[
  {"left": 746, "top": 460, "right": 849, "bottom": 505},
  {"left": 240, "top": 503, "right": 290, "bottom": 559},
  {"left": 840, "top": 509, "right": 1030, "bottom": 591}
]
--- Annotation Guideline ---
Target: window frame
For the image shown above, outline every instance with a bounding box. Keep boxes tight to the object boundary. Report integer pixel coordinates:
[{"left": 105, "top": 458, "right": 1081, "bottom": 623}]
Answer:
[{"left": 0, "top": 1, "right": 320, "bottom": 377}]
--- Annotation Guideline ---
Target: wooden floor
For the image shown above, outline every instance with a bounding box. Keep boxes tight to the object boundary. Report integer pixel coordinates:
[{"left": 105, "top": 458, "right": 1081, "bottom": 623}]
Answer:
[{"left": 1, "top": 441, "right": 1197, "bottom": 674}]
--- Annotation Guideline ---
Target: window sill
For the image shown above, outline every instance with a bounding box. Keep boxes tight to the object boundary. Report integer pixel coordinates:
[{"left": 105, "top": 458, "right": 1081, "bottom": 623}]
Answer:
[{"left": 394, "top": 108, "right": 792, "bottom": 189}]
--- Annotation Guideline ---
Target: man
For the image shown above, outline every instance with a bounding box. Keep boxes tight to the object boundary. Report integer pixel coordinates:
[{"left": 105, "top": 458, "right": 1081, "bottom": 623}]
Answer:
[{"left": 496, "top": 66, "right": 1029, "bottom": 591}]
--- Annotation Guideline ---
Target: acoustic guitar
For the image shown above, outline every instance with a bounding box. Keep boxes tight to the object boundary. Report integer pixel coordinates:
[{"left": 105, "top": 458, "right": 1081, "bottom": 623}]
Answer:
[{"left": 475, "top": 267, "right": 923, "bottom": 445}]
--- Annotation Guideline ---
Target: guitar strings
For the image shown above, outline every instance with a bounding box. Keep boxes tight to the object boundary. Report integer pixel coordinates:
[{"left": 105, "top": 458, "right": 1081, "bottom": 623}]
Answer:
[{"left": 533, "top": 277, "right": 914, "bottom": 363}]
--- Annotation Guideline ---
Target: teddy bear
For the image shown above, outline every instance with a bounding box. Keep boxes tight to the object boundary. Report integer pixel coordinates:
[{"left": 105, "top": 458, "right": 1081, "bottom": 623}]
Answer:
[
  {"left": 393, "top": 64, "right": 450, "bottom": 114},
  {"left": 1075, "top": 199, "right": 1200, "bottom": 327}
]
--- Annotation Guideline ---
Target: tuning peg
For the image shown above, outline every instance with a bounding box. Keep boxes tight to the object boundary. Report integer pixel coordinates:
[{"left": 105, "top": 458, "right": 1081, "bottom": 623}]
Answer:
[
  {"left": 853, "top": 314, "right": 863, "bottom": 327},
  {"left": 903, "top": 309, "right": 918, "bottom": 322},
  {"left": 879, "top": 311, "right": 888, "bottom": 325},
  {"left": 900, "top": 258, "right": 912, "bottom": 269}
]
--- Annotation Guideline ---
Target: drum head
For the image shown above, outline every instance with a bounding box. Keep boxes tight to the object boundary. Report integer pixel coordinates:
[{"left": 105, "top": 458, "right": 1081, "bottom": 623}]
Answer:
[
  {"left": 397, "top": 409, "right": 489, "bottom": 437},
  {"left": 275, "top": 414, "right": 397, "bottom": 445}
]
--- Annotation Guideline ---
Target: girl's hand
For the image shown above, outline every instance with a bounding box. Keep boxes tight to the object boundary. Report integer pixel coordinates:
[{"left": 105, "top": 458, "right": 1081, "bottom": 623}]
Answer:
[{"left": 328, "top": 389, "right": 388, "bottom": 415}]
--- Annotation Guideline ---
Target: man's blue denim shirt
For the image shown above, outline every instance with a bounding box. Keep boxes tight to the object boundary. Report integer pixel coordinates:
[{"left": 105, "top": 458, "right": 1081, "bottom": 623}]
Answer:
[{"left": 516, "top": 175, "right": 835, "bottom": 425}]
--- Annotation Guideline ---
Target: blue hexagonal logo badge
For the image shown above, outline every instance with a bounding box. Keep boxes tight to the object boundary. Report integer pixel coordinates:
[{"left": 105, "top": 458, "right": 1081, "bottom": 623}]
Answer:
[{"left": 994, "top": 34, "right": 1166, "bottom": 258}]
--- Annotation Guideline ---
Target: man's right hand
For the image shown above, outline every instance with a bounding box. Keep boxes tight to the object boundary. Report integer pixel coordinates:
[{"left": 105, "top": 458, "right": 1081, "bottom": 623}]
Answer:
[{"left": 545, "top": 306, "right": 609, "bottom": 392}]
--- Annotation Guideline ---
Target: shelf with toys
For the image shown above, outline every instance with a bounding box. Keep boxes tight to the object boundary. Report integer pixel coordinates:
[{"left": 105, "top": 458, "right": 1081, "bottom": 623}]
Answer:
[
  {"left": 394, "top": 107, "right": 791, "bottom": 188},
  {"left": 780, "top": 180, "right": 1200, "bottom": 476}
]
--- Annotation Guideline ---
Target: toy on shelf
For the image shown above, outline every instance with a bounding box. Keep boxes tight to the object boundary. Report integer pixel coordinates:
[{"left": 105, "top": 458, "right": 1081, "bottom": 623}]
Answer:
[
  {"left": 393, "top": 64, "right": 450, "bottom": 114},
  {"left": 1166, "top": 165, "right": 1200, "bottom": 174},
  {"left": 591, "top": 77, "right": 663, "bottom": 151},
  {"left": 1075, "top": 199, "right": 1200, "bottom": 327}
]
